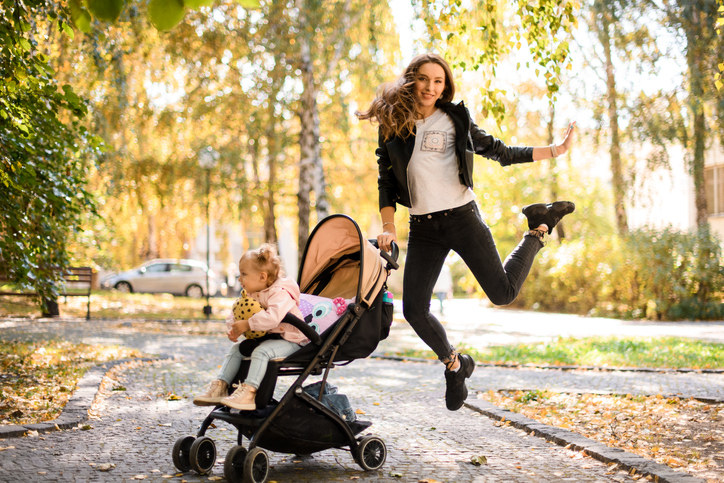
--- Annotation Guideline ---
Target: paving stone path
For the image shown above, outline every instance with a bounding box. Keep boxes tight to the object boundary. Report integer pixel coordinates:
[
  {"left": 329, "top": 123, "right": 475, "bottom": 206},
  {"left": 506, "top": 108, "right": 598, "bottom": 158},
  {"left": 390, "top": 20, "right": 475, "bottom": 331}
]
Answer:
[{"left": 0, "top": 318, "right": 714, "bottom": 482}]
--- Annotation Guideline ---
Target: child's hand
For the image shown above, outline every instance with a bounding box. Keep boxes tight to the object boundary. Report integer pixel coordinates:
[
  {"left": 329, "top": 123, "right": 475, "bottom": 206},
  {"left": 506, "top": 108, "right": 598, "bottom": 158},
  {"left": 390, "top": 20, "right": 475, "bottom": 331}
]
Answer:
[
  {"left": 227, "top": 328, "right": 238, "bottom": 343},
  {"left": 227, "top": 319, "right": 250, "bottom": 342}
]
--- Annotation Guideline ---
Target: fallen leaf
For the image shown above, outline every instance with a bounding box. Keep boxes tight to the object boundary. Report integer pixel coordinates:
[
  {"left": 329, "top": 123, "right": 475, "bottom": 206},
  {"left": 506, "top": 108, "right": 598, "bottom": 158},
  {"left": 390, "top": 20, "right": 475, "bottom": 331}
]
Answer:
[
  {"left": 158, "top": 423, "right": 172, "bottom": 427},
  {"left": 471, "top": 455, "right": 488, "bottom": 466},
  {"left": 390, "top": 472, "right": 403, "bottom": 478},
  {"left": 373, "top": 402, "right": 380, "bottom": 406},
  {"left": 167, "top": 394, "right": 182, "bottom": 401},
  {"left": 0, "top": 447, "right": 15, "bottom": 451},
  {"left": 355, "top": 409, "right": 365, "bottom": 415},
  {"left": 419, "top": 479, "right": 441, "bottom": 483},
  {"left": 98, "top": 463, "right": 115, "bottom": 472},
  {"left": 208, "top": 477, "right": 222, "bottom": 481},
  {"left": 132, "top": 476, "right": 147, "bottom": 480}
]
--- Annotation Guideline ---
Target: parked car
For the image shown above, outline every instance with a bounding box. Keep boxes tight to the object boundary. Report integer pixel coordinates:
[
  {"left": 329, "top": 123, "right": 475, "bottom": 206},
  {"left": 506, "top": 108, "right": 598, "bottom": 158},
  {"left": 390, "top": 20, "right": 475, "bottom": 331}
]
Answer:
[{"left": 100, "top": 259, "right": 218, "bottom": 298}]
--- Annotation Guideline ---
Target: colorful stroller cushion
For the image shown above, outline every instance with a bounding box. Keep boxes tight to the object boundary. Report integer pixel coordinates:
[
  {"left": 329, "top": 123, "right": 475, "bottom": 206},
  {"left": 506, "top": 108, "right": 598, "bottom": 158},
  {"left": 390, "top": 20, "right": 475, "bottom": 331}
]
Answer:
[{"left": 299, "top": 293, "right": 354, "bottom": 336}]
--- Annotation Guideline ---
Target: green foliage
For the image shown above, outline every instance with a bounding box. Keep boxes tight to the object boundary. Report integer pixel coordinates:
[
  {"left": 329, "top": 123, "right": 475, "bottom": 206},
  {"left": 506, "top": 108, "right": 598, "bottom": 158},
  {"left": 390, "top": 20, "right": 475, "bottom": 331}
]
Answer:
[
  {"left": 515, "top": 226, "right": 724, "bottom": 321},
  {"left": 86, "top": 0, "right": 125, "bottom": 22},
  {"left": 415, "top": 0, "right": 577, "bottom": 124},
  {"left": 390, "top": 336, "right": 724, "bottom": 369},
  {"left": 0, "top": 2, "right": 98, "bottom": 305},
  {"left": 148, "top": 0, "right": 186, "bottom": 31},
  {"left": 68, "top": 0, "right": 261, "bottom": 33},
  {"left": 469, "top": 336, "right": 724, "bottom": 369}
]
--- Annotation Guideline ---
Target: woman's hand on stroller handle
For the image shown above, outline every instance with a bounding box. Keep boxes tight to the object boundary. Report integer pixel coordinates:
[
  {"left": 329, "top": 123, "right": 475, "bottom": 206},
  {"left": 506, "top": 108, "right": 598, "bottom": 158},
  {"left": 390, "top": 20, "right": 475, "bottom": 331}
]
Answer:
[{"left": 370, "top": 239, "right": 400, "bottom": 270}]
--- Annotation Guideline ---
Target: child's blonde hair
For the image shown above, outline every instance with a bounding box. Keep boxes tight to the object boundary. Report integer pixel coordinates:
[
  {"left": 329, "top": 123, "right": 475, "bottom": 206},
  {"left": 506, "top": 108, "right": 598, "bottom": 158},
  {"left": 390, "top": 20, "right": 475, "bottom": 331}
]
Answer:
[{"left": 240, "top": 243, "right": 284, "bottom": 286}]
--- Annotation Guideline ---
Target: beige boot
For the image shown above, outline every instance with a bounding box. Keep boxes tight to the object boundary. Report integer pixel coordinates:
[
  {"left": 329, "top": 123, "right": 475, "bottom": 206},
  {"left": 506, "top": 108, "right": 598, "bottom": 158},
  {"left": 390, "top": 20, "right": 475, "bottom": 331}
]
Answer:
[
  {"left": 221, "top": 383, "right": 257, "bottom": 410},
  {"left": 193, "top": 379, "right": 229, "bottom": 406}
]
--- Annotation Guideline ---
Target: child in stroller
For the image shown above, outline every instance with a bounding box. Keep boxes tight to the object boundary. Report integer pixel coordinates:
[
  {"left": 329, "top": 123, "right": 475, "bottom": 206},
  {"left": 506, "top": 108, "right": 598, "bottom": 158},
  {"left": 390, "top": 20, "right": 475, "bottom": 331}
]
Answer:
[
  {"left": 193, "top": 244, "right": 306, "bottom": 411},
  {"left": 172, "top": 215, "right": 399, "bottom": 483}
]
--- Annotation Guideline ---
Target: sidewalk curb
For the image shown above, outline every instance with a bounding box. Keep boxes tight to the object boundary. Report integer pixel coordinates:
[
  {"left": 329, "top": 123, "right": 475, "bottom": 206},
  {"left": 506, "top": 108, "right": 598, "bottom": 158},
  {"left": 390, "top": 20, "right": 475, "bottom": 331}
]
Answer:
[
  {"left": 0, "top": 355, "right": 173, "bottom": 439},
  {"left": 372, "top": 354, "right": 724, "bottom": 403},
  {"left": 464, "top": 399, "right": 705, "bottom": 483}
]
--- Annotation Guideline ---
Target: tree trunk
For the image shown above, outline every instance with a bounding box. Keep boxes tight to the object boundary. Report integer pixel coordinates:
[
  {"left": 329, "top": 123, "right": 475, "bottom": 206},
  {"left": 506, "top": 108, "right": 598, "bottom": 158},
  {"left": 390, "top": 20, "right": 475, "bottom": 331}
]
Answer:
[
  {"left": 294, "top": 0, "right": 353, "bottom": 252},
  {"left": 685, "top": 5, "right": 709, "bottom": 227},
  {"left": 546, "top": 103, "right": 565, "bottom": 239},
  {"left": 296, "top": 0, "right": 317, "bottom": 253},
  {"left": 599, "top": 4, "right": 628, "bottom": 235},
  {"left": 297, "top": 70, "right": 316, "bottom": 252},
  {"left": 146, "top": 213, "right": 159, "bottom": 259},
  {"left": 264, "top": 128, "right": 278, "bottom": 244}
]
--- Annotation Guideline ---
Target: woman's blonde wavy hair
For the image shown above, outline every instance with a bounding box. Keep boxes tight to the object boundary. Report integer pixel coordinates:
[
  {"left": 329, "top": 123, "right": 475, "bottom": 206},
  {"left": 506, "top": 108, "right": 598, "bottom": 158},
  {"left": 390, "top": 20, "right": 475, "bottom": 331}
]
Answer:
[{"left": 356, "top": 53, "right": 455, "bottom": 142}]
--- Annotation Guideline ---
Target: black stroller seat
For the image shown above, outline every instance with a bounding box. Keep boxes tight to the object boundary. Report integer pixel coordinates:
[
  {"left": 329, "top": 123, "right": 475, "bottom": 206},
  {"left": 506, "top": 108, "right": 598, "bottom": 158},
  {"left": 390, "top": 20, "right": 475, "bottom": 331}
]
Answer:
[{"left": 171, "top": 214, "right": 399, "bottom": 483}]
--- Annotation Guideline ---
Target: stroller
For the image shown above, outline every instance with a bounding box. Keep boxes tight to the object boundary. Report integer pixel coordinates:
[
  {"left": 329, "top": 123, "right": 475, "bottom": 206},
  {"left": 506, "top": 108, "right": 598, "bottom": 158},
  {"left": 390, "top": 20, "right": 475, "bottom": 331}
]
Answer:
[{"left": 171, "top": 214, "right": 399, "bottom": 483}]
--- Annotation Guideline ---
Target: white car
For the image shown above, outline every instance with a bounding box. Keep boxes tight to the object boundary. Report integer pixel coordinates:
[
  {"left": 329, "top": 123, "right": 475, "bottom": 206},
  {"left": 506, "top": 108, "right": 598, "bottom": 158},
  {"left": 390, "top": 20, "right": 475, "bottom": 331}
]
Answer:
[{"left": 101, "top": 259, "right": 217, "bottom": 298}]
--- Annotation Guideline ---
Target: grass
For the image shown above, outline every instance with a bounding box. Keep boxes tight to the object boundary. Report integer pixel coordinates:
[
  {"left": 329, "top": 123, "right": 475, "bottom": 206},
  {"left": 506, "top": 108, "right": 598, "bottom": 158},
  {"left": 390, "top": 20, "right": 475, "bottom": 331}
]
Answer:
[
  {"left": 0, "top": 290, "right": 236, "bottom": 320},
  {"left": 388, "top": 336, "right": 724, "bottom": 370},
  {"left": 0, "top": 339, "right": 147, "bottom": 426}
]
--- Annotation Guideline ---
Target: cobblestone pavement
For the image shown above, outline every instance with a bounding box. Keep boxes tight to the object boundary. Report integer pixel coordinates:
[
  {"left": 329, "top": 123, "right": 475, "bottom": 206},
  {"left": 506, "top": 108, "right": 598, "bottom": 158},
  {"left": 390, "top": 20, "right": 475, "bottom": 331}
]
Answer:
[{"left": 0, "top": 319, "right": 652, "bottom": 483}]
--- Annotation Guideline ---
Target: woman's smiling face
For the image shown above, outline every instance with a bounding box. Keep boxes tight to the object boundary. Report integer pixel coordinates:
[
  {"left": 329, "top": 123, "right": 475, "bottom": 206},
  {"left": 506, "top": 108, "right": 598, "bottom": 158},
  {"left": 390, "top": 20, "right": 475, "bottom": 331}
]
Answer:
[{"left": 414, "top": 62, "right": 446, "bottom": 116}]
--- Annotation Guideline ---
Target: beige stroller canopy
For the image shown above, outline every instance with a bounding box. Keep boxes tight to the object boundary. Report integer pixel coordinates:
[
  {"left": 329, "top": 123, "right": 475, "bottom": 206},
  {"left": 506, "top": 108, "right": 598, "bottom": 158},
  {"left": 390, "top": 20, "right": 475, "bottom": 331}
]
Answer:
[{"left": 298, "top": 215, "right": 387, "bottom": 306}]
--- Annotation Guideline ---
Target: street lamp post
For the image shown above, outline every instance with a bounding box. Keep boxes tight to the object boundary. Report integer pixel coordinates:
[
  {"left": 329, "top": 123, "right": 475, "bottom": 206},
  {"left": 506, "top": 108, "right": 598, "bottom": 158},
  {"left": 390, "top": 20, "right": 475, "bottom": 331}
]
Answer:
[{"left": 198, "top": 146, "right": 219, "bottom": 320}]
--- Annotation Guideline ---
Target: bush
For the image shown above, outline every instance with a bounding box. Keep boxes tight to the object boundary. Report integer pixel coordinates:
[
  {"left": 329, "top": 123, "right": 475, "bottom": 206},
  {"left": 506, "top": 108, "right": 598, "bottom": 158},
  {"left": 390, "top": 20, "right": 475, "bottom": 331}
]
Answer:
[{"left": 513, "top": 226, "right": 724, "bottom": 320}]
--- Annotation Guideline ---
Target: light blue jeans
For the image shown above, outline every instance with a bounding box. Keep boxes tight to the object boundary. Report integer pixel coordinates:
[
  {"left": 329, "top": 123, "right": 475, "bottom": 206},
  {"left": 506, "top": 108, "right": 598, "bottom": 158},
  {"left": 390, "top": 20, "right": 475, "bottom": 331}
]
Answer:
[{"left": 216, "top": 339, "right": 301, "bottom": 389}]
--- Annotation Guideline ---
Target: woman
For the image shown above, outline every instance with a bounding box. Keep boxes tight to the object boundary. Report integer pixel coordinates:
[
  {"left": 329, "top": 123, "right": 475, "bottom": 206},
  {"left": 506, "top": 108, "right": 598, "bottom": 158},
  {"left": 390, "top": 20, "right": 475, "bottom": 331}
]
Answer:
[{"left": 356, "top": 53, "right": 575, "bottom": 411}]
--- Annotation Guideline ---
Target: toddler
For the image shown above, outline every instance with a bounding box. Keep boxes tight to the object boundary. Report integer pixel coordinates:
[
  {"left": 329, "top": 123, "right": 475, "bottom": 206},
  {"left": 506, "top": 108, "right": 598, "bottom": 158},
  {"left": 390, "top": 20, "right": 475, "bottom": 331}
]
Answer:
[{"left": 193, "top": 244, "right": 306, "bottom": 410}]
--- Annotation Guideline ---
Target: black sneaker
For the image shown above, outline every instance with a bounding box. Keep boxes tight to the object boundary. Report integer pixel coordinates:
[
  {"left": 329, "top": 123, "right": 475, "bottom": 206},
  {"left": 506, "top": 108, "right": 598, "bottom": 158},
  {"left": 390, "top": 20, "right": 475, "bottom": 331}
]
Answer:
[
  {"left": 444, "top": 354, "right": 475, "bottom": 411},
  {"left": 522, "top": 201, "right": 575, "bottom": 235}
]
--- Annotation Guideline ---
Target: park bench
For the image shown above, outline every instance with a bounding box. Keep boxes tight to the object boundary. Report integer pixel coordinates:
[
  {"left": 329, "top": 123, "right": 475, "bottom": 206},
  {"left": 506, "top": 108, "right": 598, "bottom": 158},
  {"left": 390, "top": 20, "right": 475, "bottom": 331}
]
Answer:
[{"left": 0, "top": 266, "right": 93, "bottom": 320}]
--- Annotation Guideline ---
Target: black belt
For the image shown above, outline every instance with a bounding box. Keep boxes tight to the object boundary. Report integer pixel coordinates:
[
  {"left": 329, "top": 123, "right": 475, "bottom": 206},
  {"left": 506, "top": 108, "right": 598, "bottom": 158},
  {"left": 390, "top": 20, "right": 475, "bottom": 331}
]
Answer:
[{"left": 410, "top": 200, "right": 475, "bottom": 222}]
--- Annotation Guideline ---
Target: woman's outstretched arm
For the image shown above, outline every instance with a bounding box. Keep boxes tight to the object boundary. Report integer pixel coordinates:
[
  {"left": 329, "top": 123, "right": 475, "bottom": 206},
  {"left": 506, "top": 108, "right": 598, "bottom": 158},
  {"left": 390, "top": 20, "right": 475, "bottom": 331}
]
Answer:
[{"left": 532, "top": 122, "right": 576, "bottom": 161}]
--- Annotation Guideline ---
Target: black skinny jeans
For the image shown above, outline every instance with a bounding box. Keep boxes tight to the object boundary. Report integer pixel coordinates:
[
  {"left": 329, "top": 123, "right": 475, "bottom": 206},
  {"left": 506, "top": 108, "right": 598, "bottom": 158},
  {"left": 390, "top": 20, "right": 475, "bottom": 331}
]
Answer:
[{"left": 402, "top": 201, "right": 543, "bottom": 361}]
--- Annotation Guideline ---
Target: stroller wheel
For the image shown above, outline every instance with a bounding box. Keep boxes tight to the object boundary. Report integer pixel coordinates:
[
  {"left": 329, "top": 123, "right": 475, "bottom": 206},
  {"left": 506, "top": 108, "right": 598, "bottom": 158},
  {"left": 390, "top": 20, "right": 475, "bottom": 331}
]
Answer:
[
  {"left": 243, "top": 447, "right": 270, "bottom": 483},
  {"left": 189, "top": 436, "right": 217, "bottom": 475},
  {"left": 171, "top": 435, "right": 195, "bottom": 472},
  {"left": 356, "top": 435, "right": 387, "bottom": 471},
  {"left": 223, "top": 445, "right": 248, "bottom": 483}
]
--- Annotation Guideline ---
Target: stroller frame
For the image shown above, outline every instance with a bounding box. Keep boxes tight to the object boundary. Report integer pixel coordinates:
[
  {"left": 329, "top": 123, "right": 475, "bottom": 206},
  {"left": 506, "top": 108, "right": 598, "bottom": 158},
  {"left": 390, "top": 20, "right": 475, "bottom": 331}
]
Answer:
[{"left": 171, "top": 215, "right": 399, "bottom": 483}]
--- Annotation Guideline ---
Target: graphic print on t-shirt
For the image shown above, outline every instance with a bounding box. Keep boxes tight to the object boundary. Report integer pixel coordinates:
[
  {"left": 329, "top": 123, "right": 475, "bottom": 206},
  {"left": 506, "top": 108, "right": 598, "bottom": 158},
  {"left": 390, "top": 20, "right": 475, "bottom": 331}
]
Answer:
[{"left": 421, "top": 131, "right": 447, "bottom": 153}]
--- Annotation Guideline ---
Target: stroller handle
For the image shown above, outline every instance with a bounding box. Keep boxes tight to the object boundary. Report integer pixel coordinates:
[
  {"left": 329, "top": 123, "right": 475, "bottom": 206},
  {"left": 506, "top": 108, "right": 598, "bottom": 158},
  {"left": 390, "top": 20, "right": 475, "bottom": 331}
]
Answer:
[
  {"left": 370, "top": 239, "right": 400, "bottom": 271},
  {"left": 281, "top": 312, "right": 323, "bottom": 345}
]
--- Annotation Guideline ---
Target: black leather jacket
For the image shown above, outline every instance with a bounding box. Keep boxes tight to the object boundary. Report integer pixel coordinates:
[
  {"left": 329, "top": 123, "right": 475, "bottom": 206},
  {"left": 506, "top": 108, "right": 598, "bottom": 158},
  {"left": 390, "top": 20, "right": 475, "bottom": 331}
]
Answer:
[{"left": 376, "top": 100, "right": 534, "bottom": 210}]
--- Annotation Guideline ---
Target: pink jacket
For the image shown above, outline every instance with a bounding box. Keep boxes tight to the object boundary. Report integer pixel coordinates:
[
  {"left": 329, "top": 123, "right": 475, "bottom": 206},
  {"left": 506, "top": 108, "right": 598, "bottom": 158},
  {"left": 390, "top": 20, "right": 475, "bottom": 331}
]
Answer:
[{"left": 247, "top": 277, "right": 307, "bottom": 345}]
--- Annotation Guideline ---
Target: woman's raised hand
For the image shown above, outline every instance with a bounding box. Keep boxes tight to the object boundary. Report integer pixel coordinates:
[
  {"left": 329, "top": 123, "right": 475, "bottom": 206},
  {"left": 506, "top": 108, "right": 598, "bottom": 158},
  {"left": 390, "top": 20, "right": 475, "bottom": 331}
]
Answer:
[{"left": 559, "top": 121, "right": 576, "bottom": 155}]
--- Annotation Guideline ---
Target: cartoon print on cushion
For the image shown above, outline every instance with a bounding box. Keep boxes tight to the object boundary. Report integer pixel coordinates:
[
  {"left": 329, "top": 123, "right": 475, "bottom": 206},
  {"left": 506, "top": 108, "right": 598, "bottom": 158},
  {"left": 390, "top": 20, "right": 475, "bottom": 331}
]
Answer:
[
  {"left": 299, "top": 293, "right": 354, "bottom": 335},
  {"left": 232, "top": 290, "right": 266, "bottom": 339}
]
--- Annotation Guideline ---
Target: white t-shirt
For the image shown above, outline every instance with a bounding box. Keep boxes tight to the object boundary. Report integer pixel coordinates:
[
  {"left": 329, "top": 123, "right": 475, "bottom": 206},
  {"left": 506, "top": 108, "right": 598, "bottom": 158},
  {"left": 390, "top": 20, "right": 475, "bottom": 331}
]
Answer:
[{"left": 408, "top": 109, "right": 475, "bottom": 215}]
